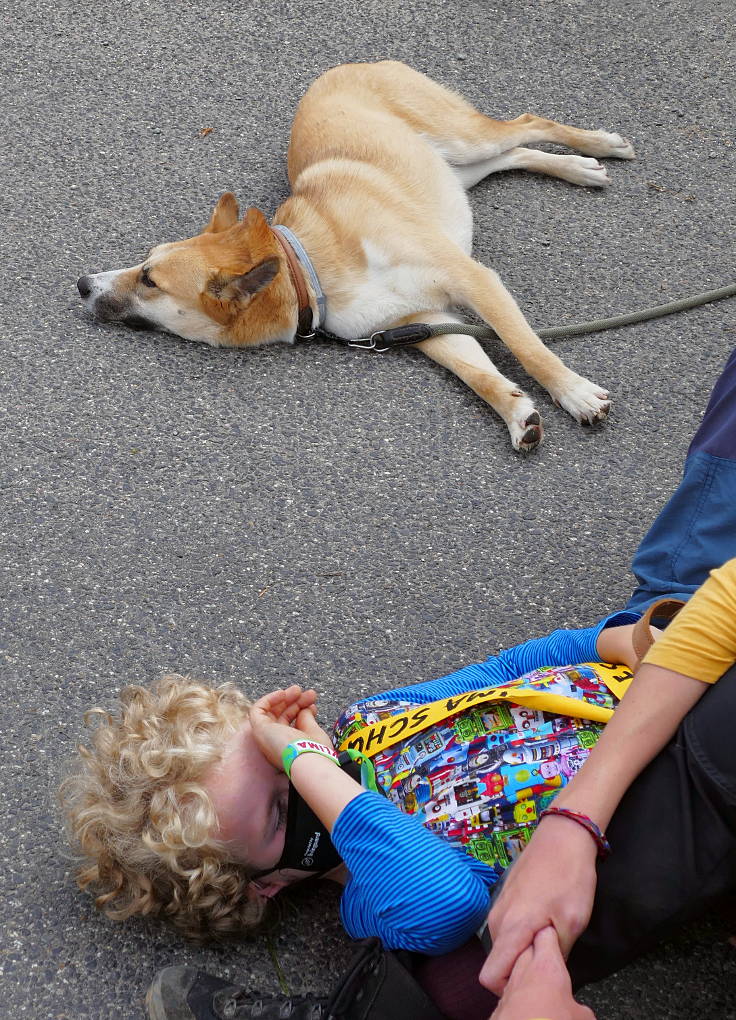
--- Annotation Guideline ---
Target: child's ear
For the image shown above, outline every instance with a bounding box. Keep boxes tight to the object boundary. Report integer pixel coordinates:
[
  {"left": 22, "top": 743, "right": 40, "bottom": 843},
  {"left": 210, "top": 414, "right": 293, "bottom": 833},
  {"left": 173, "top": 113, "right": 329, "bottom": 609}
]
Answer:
[{"left": 249, "top": 876, "right": 288, "bottom": 900}]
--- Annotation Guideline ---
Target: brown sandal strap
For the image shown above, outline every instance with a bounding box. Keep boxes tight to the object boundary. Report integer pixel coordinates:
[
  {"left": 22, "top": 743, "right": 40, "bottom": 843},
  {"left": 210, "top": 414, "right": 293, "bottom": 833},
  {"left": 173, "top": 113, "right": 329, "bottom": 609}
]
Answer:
[{"left": 631, "top": 598, "right": 688, "bottom": 665}]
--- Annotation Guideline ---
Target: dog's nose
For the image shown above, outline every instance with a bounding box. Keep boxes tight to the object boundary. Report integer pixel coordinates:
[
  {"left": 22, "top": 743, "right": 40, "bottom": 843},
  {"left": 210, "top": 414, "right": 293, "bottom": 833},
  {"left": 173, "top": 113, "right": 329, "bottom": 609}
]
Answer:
[{"left": 77, "top": 275, "right": 92, "bottom": 299}]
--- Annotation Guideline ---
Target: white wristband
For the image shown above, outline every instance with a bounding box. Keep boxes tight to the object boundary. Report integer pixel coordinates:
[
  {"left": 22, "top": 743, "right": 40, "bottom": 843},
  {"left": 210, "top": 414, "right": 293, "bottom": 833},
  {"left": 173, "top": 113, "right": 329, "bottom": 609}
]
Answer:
[{"left": 282, "top": 739, "right": 339, "bottom": 778}]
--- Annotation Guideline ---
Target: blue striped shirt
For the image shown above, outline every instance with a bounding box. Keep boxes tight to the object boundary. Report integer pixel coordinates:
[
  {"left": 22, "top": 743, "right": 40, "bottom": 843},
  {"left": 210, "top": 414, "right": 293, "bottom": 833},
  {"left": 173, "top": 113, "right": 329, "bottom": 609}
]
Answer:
[{"left": 332, "top": 611, "right": 636, "bottom": 954}]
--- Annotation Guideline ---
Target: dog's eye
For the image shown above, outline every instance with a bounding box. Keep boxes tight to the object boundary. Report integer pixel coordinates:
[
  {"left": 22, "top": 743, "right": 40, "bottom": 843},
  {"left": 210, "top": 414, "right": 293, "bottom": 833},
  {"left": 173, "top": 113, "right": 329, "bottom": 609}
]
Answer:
[{"left": 140, "top": 268, "right": 157, "bottom": 288}]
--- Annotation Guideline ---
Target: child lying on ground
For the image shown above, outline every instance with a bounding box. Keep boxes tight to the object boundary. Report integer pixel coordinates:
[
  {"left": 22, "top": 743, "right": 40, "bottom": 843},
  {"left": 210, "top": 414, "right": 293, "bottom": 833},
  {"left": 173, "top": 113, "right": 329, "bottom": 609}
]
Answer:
[{"left": 61, "top": 617, "right": 645, "bottom": 944}]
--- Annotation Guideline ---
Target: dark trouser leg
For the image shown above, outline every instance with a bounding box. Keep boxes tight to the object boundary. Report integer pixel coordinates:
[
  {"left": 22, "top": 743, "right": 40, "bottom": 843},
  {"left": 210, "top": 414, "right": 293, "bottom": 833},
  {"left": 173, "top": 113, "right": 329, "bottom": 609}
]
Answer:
[
  {"left": 412, "top": 939, "right": 499, "bottom": 1020},
  {"left": 567, "top": 664, "right": 736, "bottom": 988},
  {"left": 626, "top": 347, "right": 736, "bottom": 613}
]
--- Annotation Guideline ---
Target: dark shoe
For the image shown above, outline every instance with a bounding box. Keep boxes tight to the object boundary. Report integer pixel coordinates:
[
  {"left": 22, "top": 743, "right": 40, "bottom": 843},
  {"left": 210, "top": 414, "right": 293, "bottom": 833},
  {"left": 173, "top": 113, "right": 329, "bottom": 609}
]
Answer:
[{"left": 146, "top": 966, "right": 327, "bottom": 1020}]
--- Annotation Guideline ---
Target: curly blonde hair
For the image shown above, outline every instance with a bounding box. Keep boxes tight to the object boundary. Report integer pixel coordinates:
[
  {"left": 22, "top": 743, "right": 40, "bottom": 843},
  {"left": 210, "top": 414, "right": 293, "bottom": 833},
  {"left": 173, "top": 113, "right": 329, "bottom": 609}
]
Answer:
[{"left": 59, "top": 674, "right": 268, "bottom": 940}]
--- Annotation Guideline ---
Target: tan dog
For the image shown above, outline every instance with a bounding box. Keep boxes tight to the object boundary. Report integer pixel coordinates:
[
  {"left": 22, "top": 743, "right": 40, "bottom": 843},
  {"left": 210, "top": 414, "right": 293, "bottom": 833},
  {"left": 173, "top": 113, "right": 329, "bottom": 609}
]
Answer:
[{"left": 77, "top": 61, "right": 635, "bottom": 449}]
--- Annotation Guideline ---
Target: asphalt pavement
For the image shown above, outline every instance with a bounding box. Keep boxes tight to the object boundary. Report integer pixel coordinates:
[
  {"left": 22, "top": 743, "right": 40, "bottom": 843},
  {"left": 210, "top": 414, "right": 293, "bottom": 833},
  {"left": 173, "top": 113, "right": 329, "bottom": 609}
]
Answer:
[{"left": 1, "top": 0, "right": 735, "bottom": 1016}]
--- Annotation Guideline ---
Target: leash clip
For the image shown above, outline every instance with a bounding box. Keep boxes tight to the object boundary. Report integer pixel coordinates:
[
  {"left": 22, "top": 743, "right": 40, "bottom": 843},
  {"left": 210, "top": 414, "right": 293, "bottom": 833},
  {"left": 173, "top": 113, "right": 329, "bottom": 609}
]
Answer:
[
  {"left": 347, "top": 324, "right": 433, "bottom": 353},
  {"left": 347, "top": 333, "right": 380, "bottom": 351}
]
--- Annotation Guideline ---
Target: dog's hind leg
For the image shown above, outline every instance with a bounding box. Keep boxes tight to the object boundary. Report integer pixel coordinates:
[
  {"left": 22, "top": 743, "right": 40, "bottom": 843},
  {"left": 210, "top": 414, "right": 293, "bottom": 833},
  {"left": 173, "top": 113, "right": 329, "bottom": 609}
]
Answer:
[
  {"left": 354, "top": 63, "right": 634, "bottom": 166},
  {"left": 401, "top": 311, "right": 543, "bottom": 451},
  {"left": 436, "top": 248, "right": 610, "bottom": 427},
  {"left": 454, "top": 147, "right": 611, "bottom": 189},
  {"left": 433, "top": 114, "right": 635, "bottom": 172},
  {"left": 492, "top": 113, "right": 635, "bottom": 161}
]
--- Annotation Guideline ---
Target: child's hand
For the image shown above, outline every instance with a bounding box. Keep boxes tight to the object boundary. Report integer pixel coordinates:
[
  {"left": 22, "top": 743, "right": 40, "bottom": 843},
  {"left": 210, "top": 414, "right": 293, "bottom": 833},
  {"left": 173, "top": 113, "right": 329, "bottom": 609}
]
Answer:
[{"left": 251, "top": 686, "right": 335, "bottom": 770}]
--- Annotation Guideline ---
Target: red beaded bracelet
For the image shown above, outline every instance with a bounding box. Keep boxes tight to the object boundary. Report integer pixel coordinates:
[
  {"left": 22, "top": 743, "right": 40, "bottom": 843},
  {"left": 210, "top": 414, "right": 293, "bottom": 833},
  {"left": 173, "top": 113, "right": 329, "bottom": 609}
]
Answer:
[{"left": 539, "top": 806, "right": 611, "bottom": 858}]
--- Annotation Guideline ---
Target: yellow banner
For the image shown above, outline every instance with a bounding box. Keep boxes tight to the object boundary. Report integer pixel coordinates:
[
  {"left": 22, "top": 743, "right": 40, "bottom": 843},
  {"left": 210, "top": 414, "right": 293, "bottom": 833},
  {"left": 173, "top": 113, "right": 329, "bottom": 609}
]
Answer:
[
  {"left": 592, "top": 660, "right": 635, "bottom": 699},
  {"left": 337, "top": 662, "right": 633, "bottom": 757}
]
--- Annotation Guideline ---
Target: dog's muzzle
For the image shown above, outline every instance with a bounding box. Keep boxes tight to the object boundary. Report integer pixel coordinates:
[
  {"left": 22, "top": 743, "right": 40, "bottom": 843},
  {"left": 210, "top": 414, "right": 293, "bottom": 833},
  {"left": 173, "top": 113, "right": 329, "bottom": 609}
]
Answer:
[
  {"left": 76, "top": 274, "right": 158, "bottom": 331},
  {"left": 77, "top": 275, "right": 93, "bottom": 299}
]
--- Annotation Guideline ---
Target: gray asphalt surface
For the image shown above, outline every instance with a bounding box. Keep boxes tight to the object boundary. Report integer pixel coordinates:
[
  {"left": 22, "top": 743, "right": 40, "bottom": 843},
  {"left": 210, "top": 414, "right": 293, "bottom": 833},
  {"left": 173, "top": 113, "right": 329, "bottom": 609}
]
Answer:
[{"left": 2, "top": 1, "right": 735, "bottom": 1017}]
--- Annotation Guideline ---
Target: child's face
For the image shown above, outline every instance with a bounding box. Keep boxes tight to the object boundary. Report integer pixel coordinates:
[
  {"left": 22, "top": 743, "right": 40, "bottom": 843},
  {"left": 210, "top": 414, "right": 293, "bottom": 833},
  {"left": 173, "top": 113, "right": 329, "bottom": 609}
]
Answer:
[{"left": 202, "top": 719, "right": 290, "bottom": 874}]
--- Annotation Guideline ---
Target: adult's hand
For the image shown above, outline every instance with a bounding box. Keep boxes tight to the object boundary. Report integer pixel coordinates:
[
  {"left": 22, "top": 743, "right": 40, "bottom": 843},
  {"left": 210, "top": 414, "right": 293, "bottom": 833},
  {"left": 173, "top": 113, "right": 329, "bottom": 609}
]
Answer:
[
  {"left": 489, "top": 926, "right": 595, "bottom": 1020},
  {"left": 250, "top": 685, "right": 335, "bottom": 770},
  {"left": 480, "top": 815, "right": 598, "bottom": 996}
]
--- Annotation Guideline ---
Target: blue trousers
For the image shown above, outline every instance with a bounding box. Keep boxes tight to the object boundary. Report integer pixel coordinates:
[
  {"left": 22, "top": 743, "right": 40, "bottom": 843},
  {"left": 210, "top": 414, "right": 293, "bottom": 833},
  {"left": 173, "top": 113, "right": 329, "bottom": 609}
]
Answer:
[{"left": 627, "top": 347, "right": 736, "bottom": 611}]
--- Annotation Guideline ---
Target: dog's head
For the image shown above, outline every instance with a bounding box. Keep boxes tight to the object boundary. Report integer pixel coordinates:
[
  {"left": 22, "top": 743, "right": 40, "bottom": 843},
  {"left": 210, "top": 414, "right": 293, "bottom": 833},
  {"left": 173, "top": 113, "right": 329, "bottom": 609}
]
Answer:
[{"left": 77, "top": 195, "right": 296, "bottom": 347}]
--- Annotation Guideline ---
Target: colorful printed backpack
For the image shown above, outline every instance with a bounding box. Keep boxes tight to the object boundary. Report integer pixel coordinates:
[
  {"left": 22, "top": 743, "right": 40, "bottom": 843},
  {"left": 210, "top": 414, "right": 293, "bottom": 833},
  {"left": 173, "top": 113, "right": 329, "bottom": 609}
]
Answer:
[{"left": 334, "top": 662, "right": 631, "bottom": 881}]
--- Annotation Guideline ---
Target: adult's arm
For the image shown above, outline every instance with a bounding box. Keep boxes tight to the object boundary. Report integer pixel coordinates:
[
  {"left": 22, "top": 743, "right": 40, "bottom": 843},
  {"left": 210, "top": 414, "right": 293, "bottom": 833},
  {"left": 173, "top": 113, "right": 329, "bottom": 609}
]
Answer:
[{"left": 480, "top": 558, "right": 736, "bottom": 996}]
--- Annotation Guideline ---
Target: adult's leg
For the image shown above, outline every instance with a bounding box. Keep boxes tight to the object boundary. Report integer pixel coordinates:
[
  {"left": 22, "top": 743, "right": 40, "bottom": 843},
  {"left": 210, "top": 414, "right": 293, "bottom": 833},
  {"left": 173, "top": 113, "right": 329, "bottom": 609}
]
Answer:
[
  {"left": 412, "top": 938, "right": 498, "bottom": 1020},
  {"left": 567, "top": 663, "right": 736, "bottom": 987},
  {"left": 626, "top": 347, "right": 736, "bottom": 613}
]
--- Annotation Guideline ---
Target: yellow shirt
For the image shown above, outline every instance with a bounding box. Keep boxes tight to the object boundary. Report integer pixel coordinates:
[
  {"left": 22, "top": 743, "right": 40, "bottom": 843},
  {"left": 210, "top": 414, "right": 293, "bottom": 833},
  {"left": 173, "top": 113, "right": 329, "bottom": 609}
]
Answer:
[{"left": 643, "top": 557, "right": 736, "bottom": 684}]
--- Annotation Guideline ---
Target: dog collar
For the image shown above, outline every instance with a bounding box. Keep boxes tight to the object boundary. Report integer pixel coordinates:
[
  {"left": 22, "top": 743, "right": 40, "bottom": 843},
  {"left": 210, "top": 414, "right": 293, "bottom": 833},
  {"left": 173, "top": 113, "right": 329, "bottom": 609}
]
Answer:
[{"left": 272, "top": 224, "right": 326, "bottom": 338}]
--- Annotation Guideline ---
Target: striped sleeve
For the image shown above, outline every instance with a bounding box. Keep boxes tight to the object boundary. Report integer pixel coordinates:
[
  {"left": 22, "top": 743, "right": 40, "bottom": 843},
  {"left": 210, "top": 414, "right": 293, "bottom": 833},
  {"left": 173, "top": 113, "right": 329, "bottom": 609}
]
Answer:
[
  {"left": 372, "top": 611, "right": 638, "bottom": 704},
  {"left": 333, "top": 791, "right": 494, "bottom": 955}
]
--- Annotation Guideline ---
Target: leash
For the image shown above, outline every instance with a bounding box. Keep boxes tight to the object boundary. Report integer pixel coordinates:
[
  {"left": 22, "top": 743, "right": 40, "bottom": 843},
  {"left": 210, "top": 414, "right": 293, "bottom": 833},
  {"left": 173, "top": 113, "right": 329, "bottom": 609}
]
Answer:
[
  {"left": 312, "top": 281, "right": 736, "bottom": 352},
  {"left": 271, "top": 224, "right": 736, "bottom": 351}
]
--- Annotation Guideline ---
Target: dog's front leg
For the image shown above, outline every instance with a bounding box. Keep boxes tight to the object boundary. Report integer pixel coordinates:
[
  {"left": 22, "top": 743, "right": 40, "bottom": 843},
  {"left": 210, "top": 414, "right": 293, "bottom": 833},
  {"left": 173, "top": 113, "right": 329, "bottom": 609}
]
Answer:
[
  {"left": 445, "top": 254, "right": 611, "bottom": 427},
  {"left": 403, "top": 312, "right": 543, "bottom": 451}
]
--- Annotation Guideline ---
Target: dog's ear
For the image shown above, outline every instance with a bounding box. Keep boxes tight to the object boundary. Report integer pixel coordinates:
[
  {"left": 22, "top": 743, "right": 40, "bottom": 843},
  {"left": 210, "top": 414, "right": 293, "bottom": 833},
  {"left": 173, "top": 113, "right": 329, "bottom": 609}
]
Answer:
[
  {"left": 210, "top": 257, "right": 280, "bottom": 303},
  {"left": 229, "top": 257, "right": 280, "bottom": 299},
  {"left": 241, "top": 206, "right": 271, "bottom": 239},
  {"left": 204, "top": 193, "right": 241, "bottom": 233}
]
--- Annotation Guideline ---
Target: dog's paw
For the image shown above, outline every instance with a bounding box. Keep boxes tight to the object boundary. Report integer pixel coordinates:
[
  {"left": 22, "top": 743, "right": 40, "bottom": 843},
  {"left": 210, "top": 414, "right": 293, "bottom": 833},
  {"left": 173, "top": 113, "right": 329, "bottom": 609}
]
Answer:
[
  {"left": 552, "top": 376, "right": 611, "bottom": 426},
  {"left": 508, "top": 407, "right": 543, "bottom": 452},
  {"left": 582, "top": 130, "right": 636, "bottom": 160},
  {"left": 563, "top": 155, "right": 610, "bottom": 187}
]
